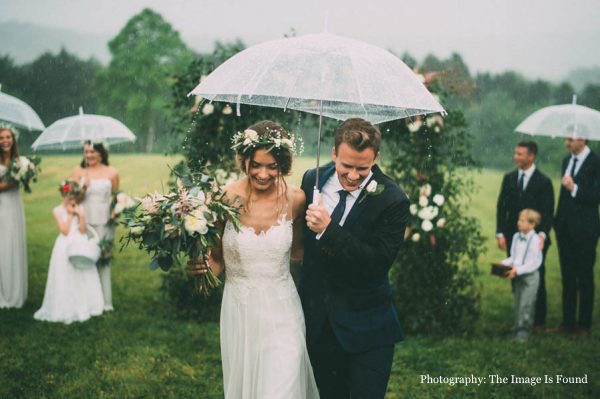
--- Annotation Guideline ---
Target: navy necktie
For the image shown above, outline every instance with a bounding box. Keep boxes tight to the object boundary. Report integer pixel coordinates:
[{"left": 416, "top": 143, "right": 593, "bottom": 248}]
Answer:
[
  {"left": 330, "top": 190, "right": 349, "bottom": 226},
  {"left": 569, "top": 157, "right": 578, "bottom": 177},
  {"left": 517, "top": 172, "right": 525, "bottom": 193}
]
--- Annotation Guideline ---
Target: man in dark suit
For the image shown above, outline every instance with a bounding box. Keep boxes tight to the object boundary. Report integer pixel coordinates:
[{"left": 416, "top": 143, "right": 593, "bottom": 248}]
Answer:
[
  {"left": 300, "top": 118, "right": 409, "bottom": 399},
  {"left": 554, "top": 138, "right": 599, "bottom": 337},
  {"left": 496, "top": 140, "right": 555, "bottom": 330}
]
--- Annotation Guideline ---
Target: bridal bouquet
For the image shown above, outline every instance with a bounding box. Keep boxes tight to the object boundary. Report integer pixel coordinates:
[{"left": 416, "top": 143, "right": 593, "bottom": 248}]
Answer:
[
  {"left": 7, "top": 155, "right": 41, "bottom": 193},
  {"left": 408, "top": 183, "right": 446, "bottom": 245},
  {"left": 122, "top": 165, "right": 240, "bottom": 296},
  {"left": 108, "top": 192, "right": 136, "bottom": 226}
]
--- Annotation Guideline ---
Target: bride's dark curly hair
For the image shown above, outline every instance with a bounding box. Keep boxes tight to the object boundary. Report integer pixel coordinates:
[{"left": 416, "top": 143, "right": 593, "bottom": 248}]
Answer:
[{"left": 236, "top": 120, "right": 294, "bottom": 214}]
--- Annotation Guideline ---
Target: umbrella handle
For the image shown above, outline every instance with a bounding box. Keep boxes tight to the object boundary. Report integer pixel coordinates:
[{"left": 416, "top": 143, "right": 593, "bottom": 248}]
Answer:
[{"left": 312, "top": 187, "right": 320, "bottom": 205}]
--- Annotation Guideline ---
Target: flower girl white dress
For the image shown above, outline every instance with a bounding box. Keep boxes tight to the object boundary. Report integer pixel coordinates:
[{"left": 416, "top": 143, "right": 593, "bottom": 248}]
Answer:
[{"left": 34, "top": 205, "right": 104, "bottom": 324}]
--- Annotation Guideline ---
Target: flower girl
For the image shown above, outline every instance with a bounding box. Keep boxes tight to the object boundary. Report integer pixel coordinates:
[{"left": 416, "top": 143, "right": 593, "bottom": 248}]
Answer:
[{"left": 34, "top": 180, "right": 104, "bottom": 323}]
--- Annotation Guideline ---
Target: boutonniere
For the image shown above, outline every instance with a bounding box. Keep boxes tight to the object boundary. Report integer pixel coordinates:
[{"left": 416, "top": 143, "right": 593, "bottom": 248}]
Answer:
[{"left": 359, "top": 180, "right": 384, "bottom": 204}]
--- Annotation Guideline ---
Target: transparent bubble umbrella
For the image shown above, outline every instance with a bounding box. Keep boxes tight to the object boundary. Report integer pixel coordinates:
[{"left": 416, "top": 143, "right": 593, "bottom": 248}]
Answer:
[
  {"left": 188, "top": 32, "right": 445, "bottom": 199},
  {"left": 515, "top": 95, "right": 600, "bottom": 140},
  {"left": 31, "top": 107, "right": 136, "bottom": 151},
  {"left": 0, "top": 84, "right": 45, "bottom": 131}
]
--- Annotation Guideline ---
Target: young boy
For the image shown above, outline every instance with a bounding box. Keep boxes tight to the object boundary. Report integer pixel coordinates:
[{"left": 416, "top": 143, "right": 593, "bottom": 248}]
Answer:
[{"left": 501, "top": 208, "right": 543, "bottom": 341}]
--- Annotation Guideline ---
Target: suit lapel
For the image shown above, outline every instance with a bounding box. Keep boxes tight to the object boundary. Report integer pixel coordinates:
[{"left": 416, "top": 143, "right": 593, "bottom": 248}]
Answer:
[
  {"left": 318, "top": 163, "right": 336, "bottom": 191},
  {"left": 343, "top": 165, "right": 382, "bottom": 229}
]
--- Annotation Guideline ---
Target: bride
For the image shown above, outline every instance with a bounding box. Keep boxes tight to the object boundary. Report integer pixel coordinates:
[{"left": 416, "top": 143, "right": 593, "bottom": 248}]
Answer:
[{"left": 189, "top": 120, "right": 319, "bottom": 399}]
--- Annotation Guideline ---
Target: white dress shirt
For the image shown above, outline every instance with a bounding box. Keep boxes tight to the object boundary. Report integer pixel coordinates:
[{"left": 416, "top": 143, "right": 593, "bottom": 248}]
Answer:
[
  {"left": 501, "top": 230, "right": 543, "bottom": 275},
  {"left": 564, "top": 145, "right": 591, "bottom": 198},
  {"left": 316, "top": 170, "right": 373, "bottom": 239}
]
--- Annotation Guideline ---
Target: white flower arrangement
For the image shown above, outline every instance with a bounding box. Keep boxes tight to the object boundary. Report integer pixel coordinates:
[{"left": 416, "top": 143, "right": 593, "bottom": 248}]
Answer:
[
  {"left": 202, "top": 103, "right": 215, "bottom": 115},
  {"left": 408, "top": 184, "right": 446, "bottom": 243}
]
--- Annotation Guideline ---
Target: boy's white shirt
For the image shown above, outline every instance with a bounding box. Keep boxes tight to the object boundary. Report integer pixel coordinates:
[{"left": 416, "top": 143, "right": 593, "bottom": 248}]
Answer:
[{"left": 501, "top": 230, "right": 543, "bottom": 275}]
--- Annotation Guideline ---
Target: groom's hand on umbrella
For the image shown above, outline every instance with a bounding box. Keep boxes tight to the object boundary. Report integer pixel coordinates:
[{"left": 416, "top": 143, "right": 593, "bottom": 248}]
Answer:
[{"left": 306, "top": 196, "right": 330, "bottom": 234}]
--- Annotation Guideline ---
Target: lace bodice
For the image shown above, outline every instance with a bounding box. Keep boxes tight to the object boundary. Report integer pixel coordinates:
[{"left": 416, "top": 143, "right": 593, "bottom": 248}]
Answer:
[
  {"left": 81, "top": 178, "right": 112, "bottom": 225},
  {"left": 222, "top": 216, "right": 294, "bottom": 304}
]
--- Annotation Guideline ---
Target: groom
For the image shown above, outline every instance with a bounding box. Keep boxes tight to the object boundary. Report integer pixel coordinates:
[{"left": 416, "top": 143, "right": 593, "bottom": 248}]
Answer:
[{"left": 300, "top": 118, "right": 410, "bottom": 398}]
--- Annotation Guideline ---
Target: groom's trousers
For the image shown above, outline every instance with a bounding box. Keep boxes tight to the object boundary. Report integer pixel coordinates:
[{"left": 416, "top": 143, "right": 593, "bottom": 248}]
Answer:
[{"left": 308, "top": 318, "right": 394, "bottom": 399}]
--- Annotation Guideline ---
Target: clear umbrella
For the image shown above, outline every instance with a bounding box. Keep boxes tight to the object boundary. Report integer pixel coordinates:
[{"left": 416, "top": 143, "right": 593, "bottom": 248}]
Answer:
[
  {"left": 515, "top": 95, "right": 600, "bottom": 140},
  {"left": 0, "top": 84, "right": 45, "bottom": 131},
  {"left": 189, "top": 32, "right": 445, "bottom": 198},
  {"left": 31, "top": 106, "right": 136, "bottom": 151}
]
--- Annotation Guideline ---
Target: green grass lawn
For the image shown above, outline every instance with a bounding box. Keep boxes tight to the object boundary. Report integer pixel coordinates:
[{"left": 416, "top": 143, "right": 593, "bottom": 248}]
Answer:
[{"left": 1, "top": 154, "right": 598, "bottom": 398}]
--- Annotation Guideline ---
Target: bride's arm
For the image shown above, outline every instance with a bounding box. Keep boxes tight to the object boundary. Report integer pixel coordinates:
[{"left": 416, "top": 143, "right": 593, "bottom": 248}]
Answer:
[{"left": 187, "top": 222, "right": 225, "bottom": 277}]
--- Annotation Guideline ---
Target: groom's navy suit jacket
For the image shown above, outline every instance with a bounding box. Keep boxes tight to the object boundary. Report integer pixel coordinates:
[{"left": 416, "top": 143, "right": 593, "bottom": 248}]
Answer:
[{"left": 299, "top": 162, "right": 410, "bottom": 354}]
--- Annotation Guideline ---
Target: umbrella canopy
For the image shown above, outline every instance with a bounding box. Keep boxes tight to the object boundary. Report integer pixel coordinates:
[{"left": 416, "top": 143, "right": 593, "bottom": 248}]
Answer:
[
  {"left": 31, "top": 107, "right": 136, "bottom": 151},
  {"left": 515, "top": 95, "right": 600, "bottom": 140},
  {"left": 189, "top": 32, "right": 445, "bottom": 124},
  {"left": 0, "top": 84, "right": 45, "bottom": 131},
  {"left": 189, "top": 32, "right": 445, "bottom": 195}
]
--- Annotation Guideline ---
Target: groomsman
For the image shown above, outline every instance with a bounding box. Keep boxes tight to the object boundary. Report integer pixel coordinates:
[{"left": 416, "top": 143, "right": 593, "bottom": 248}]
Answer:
[
  {"left": 554, "top": 138, "right": 599, "bottom": 337},
  {"left": 496, "top": 140, "right": 554, "bottom": 330}
]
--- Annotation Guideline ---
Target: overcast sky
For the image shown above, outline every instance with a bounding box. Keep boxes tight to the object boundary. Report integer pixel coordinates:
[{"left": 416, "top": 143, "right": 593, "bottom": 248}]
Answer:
[{"left": 1, "top": 0, "right": 599, "bottom": 80}]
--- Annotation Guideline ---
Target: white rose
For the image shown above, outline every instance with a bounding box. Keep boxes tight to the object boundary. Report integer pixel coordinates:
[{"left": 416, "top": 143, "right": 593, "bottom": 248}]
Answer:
[
  {"left": 273, "top": 138, "right": 282, "bottom": 147},
  {"left": 420, "top": 184, "right": 432, "bottom": 197},
  {"left": 130, "top": 225, "right": 145, "bottom": 235},
  {"left": 114, "top": 203, "right": 125, "bottom": 215},
  {"left": 243, "top": 138, "right": 252, "bottom": 146},
  {"left": 434, "top": 126, "right": 441, "bottom": 133},
  {"left": 433, "top": 194, "right": 445, "bottom": 206},
  {"left": 366, "top": 180, "right": 378, "bottom": 193},
  {"left": 411, "top": 233, "right": 421, "bottom": 242},
  {"left": 202, "top": 103, "right": 214, "bottom": 115},
  {"left": 222, "top": 104, "right": 233, "bottom": 115},
  {"left": 417, "top": 74, "right": 426, "bottom": 83},
  {"left": 421, "top": 219, "right": 433, "bottom": 232},
  {"left": 418, "top": 195, "right": 428, "bottom": 207},
  {"left": 436, "top": 218, "right": 446, "bottom": 228},
  {"left": 409, "top": 204, "right": 418, "bottom": 215},
  {"left": 407, "top": 120, "right": 422, "bottom": 133},
  {"left": 244, "top": 129, "right": 259, "bottom": 141},
  {"left": 184, "top": 215, "right": 208, "bottom": 234},
  {"left": 282, "top": 138, "right": 293, "bottom": 147}
]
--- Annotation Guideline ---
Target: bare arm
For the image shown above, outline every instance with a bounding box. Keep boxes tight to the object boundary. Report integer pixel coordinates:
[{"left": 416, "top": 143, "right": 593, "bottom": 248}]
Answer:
[
  {"left": 111, "top": 168, "right": 120, "bottom": 193},
  {"left": 75, "top": 205, "right": 87, "bottom": 234},
  {"left": 0, "top": 180, "right": 16, "bottom": 192},
  {"left": 291, "top": 187, "right": 306, "bottom": 265},
  {"left": 54, "top": 208, "right": 74, "bottom": 236}
]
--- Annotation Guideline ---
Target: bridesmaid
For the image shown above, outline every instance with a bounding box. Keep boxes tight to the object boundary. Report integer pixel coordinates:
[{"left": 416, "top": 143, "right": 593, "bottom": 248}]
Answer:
[
  {"left": 0, "top": 125, "right": 28, "bottom": 308},
  {"left": 73, "top": 141, "right": 119, "bottom": 311}
]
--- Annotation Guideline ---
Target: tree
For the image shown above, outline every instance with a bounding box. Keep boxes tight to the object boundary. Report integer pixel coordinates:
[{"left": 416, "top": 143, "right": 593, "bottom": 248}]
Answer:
[
  {"left": 381, "top": 72, "right": 485, "bottom": 335},
  {"left": 97, "top": 8, "right": 195, "bottom": 152}
]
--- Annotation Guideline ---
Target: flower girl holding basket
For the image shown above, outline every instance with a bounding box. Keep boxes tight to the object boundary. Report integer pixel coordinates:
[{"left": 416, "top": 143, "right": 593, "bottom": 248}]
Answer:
[{"left": 34, "top": 180, "right": 104, "bottom": 324}]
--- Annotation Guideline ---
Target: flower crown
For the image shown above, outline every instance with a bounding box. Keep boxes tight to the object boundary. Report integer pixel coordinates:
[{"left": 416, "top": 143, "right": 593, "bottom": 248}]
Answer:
[
  {"left": 231, "top": 128, "right": 304, "bottom": 156},
  {"left": 0, "top": 122, "right": 19, "bottom": 137},
  {"left": 59, "top": 179, "right": 84, "bottom": 197}
]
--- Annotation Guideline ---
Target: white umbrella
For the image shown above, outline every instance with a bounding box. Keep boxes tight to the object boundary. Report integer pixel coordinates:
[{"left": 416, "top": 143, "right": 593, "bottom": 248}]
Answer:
[
  {"left": 31, "top": 107, "right": 136, "bottom": 151},
  {"left": 189, "top": 32, "right": 445, "bottom": 198},
  {"left": 0, "top": 84, "right": 45, "bottom": 131},
  {"left": 515, "top": 95, "right": 600, "bottom": 140}
]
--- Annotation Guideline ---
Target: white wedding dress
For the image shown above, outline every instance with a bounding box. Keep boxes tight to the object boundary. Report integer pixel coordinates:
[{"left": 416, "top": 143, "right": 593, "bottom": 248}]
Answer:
[
  {"left": 220, "top": 215, "right": 319, "bottom": 399},
  {"left": 34, "top": 205, "right": 104, "bottom": 324}
]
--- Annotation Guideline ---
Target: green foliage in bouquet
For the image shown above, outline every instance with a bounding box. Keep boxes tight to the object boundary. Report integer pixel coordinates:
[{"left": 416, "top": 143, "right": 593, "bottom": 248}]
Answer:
[
  {"left": 381, "top": 77, "right": 485, "bottom": 335},
  {"left": 121, "top": 164, "right": 240, "bottom": 296},
  {"left": 7, "top": 155, "right": 41, "bottom": 193}
]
